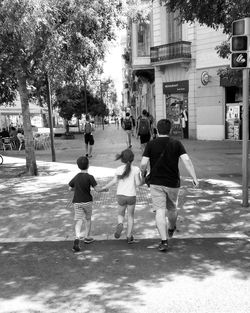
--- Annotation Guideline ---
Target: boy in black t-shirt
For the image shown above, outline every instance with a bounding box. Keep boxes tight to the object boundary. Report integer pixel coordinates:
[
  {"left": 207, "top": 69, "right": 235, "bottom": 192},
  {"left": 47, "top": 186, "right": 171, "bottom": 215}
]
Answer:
[{"left": 69, "top": 156, "right": 101, "bottom": 252}]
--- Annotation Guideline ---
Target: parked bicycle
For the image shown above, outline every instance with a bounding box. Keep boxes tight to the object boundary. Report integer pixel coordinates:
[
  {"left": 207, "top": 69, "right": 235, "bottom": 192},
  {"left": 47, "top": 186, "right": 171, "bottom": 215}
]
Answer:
[{"left": 0, "top": 154, "right": 3, "bottom": 165}]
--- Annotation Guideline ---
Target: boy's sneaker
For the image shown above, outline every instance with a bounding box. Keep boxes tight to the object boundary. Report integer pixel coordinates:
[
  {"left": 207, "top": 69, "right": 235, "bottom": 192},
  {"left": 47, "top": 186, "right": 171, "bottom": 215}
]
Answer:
[
  {"left": 158, "top": 240, "right": 168, "bottom": 252},
  {"left": 84, "top": 237, "right": 95, "bottom": 244},
  {"left": 114, "top": 223, "right": 123, "bottom": 239},
  {"left": 127, "top": 235, "right": 136, "bottom": 244},
  {"left": 168, "top": 226, "right": 177, "bottom": 238},
  {"left": 72, "top": 238, "right": 80, "bottom": 252}
]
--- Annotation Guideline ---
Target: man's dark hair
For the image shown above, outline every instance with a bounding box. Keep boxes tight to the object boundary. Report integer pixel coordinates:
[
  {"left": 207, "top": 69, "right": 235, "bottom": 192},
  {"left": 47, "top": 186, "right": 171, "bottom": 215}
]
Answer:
[
  {"left": 157, "top": 119, "right": 172, "bottom": 135},
  {"left": 77, "top": 156, "right": 89, "bottom": 170},
  {"left": 142, "top": 109, "right": 147, "bottom": 116},
  {"left": 125, "top": 112, "right": 130, "bottom": 117}
]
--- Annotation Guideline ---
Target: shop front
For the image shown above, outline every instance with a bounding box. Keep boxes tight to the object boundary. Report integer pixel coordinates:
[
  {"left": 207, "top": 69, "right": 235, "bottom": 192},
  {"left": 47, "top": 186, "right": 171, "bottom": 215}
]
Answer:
[{"left": 163, "top": 80, "right": 189, "bottom": 139}]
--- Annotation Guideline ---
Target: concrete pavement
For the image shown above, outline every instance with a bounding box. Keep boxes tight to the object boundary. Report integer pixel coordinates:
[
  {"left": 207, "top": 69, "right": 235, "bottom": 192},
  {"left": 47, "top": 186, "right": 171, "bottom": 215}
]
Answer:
[{"left": 0, "top": 124, "right": 250, "bottom": 313}]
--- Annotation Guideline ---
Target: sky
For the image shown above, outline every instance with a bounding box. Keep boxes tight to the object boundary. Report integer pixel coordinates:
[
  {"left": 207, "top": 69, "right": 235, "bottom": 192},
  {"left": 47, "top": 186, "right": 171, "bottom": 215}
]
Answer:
[{"left": 102, "top": 35, "right": 124, "bottom": 102}]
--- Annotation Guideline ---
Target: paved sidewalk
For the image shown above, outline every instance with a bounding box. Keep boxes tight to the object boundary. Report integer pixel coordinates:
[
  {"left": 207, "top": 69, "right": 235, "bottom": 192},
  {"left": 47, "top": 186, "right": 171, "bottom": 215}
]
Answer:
[
  {"left": 1, "top": 124, "right": 250, "bottom": 313},
  {"left": 0, "top": 124, "right": 249, "bottom": 242}
]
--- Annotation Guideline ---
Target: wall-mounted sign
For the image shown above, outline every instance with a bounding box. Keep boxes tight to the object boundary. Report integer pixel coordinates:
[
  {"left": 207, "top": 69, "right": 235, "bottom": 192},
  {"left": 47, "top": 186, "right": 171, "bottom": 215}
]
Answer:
[
  {"left": 163, "top": 80, "right": 189, "bottom": 94},
  {"left": 201, "top": 71, "right": 210, "bottom": 85}
]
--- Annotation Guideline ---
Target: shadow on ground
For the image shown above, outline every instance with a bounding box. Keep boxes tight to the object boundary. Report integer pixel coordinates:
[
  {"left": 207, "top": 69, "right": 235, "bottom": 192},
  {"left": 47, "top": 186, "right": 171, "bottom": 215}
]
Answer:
[
  {"left": 0, "top": 160, "right": 248, "bottom": 239},
  {"left": 0, "top": 238, "right": 250, "bottom": 313}
]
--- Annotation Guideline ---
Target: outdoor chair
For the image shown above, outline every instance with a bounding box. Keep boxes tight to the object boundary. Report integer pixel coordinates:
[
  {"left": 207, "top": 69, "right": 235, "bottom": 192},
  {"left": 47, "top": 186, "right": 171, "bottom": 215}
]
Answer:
[{"left": 2, "top": 137, "right": 13, "bottom": 151}]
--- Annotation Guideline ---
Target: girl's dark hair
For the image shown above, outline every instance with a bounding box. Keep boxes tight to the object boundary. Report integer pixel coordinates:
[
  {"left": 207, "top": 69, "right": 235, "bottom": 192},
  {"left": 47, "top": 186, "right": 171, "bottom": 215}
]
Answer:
[{"left": 115, "top": 149, "right": 134, "bottom": 179}]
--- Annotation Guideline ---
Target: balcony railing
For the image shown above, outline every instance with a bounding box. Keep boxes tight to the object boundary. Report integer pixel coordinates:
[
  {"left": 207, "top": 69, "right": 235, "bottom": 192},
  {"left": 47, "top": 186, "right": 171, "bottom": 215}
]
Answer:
[{"left": 150, "top": 41, "right": 191, "bottom": 63}]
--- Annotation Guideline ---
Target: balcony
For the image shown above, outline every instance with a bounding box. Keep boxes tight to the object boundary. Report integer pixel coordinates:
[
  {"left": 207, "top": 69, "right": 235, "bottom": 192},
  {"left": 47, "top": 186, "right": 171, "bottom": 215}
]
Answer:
[{"left": 150, "top": 41, "right": 191, "bottom": 65}]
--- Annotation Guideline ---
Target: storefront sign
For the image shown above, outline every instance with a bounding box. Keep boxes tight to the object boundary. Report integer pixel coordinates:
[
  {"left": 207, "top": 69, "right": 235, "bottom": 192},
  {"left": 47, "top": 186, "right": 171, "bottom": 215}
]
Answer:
[{"left": 163, "top": 80, "right": 189, "bottom": 94}]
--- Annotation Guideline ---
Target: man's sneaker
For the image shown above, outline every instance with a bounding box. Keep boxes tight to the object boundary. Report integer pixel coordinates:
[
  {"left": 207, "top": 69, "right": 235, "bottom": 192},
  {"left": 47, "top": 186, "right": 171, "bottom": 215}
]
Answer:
[
  {"left": 72, "top": 238, "right": 80, "bottom": 252},
  {"left": 158, "top": 240, "right": 168, "bottom": 252},
  {"left": 84, "top": 237, "right": 95, "bottom": 244},
  {"left": 127, "top": 235, "right": 136, "bottom": 244},
  {"left": 168, "top": 226, "right": 176, "bottom": 238},
  {"left": 114, "top": 223, "right": 123, "bottom": 239}
]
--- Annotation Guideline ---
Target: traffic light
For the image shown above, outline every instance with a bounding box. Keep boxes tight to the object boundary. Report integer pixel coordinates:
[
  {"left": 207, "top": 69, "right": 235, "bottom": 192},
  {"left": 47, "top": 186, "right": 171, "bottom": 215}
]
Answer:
[{"left": 230, "top": 18, "right": 250, "bottom": 69}]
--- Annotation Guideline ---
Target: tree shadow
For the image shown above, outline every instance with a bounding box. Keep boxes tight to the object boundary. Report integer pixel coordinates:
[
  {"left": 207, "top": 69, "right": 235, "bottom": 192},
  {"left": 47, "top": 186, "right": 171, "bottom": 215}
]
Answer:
[{"left": 0, "top": 238, "right": 250, "bottom": 312}]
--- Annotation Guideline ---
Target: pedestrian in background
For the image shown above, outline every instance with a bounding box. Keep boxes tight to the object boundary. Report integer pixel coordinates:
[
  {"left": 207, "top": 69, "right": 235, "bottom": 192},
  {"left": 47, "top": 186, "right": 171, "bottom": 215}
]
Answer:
[
  {"left": 84, "top": 115, "right": 95, "bottom": 158},
  {"left": 69, "top": 156, "right": 102, "bottom": 252},
  {"left": 122, "top": 112, "right": 133, "bottom": 148},
  {"left": 140, "top": 119, "right": 199, "bottom": 252},
  {"left": 100, "top": 149, "right": 143, "bottom": 243},
  {"left": 137, "top": 109, "right": 151, "bottom": 152}
]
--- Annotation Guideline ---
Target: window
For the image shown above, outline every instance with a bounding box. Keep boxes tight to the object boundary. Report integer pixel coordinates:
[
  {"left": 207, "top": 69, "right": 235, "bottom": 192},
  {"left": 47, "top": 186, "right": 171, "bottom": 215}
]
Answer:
[
  {"left": 167, "top": 11, "right": 182, "bottom": 43},
  {"left": 137, "top": 23, "right": 150, "bottom": 56}
]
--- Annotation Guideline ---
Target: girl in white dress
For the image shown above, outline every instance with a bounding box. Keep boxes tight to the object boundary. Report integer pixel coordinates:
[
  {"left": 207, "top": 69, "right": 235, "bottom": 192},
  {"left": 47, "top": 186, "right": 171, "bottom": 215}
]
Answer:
[{"left": 101, "top": 149, "right": 143, "bottom": 243}]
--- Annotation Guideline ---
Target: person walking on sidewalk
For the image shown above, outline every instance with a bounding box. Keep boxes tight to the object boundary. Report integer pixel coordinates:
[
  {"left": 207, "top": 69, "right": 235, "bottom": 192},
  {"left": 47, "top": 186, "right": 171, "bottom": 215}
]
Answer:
[
  {"left": 140, "top": 119, "right": 199, "bottom": 252},
  {"left": 84, "top": 115, "right": 95, "bottom": 158},
  {"left": 121, "top": 112, "right": 133, "bottom": 148},
  {"left": 69, "top": 156, "right": 101, "bottom": 252},
  {"left": 100, "top": 149, "right": 143, "bottom": 243},
  {"left": 137, "top": 109, "right": 151, "bottom": 152}
]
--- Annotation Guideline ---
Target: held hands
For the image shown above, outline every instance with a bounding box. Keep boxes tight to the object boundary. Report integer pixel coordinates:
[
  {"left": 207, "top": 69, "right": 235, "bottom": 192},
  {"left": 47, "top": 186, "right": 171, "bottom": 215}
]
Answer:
[{"left": 99, "top": 187, "right": 109, "bottom": 192}]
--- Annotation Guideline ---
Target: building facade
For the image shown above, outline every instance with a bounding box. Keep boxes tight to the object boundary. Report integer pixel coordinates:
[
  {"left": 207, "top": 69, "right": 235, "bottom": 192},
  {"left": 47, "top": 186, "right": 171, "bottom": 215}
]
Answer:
[{"left": 123, "top": 0, "right": 244, "bottom": 140}]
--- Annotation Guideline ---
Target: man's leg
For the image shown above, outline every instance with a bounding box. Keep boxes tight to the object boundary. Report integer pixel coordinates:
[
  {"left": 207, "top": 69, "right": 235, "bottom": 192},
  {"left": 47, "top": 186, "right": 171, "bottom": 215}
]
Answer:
[
  {"left": 89, "top": 145, "right": 93, "bottom": 157},
  {"left": 155, "top": 208, "right": 167, "bottom": 240},
  {"left": 166, "top": 187, "right": 179, "bottom": 237},
  {"left": 150, "top": 185, "right": 168, "bottom": 251},
  {"left": 127, "top": 131, "right": 132, "bottom": 147}
]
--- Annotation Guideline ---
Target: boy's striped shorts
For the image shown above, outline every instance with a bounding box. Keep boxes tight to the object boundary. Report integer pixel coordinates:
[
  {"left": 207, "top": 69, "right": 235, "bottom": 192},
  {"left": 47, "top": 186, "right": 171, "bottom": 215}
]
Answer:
[{"left": 73, "top": 202, "right": 93, "bottom": 220}]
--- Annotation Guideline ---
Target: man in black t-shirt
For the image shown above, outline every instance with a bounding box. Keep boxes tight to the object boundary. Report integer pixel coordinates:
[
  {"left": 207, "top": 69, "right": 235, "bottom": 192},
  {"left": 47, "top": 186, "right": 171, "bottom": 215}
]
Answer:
[{"left": 140, "top": 119, "right": 199, "bottom": 252}]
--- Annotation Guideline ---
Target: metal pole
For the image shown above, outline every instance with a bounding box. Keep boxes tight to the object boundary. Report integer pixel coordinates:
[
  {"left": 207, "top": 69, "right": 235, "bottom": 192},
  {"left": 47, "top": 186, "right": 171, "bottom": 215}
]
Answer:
[
  {"left": 46, "top": 73, "right": 56, "bottom": 162},
  {"left": 100, "top": 83, "right": 104, "bottom": 130},
  {"left": 84, "top": 75, "right": 88, "bottom": 115},
  {"left": 242, "top": 68, "right": 249, "bottom": 207}
]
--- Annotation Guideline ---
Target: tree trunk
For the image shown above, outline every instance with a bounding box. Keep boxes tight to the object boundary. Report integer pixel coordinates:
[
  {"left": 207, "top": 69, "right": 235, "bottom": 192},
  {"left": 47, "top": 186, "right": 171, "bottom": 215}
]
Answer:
[{"left": 16, "top": 71, "right": 38, "bottom": 176}]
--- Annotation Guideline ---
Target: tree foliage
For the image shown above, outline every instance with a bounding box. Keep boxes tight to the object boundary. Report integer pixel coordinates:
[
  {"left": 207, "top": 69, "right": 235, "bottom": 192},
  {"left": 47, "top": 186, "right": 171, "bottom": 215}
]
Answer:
[
  {"left": 0, "top": 0, "right": 123, "bottom": 175},
  {"left": 162, "top": 0, "right": 250, "bottom": 34},
  {"left": 54, "top": 84, "right": 108, "bottom": 124}
]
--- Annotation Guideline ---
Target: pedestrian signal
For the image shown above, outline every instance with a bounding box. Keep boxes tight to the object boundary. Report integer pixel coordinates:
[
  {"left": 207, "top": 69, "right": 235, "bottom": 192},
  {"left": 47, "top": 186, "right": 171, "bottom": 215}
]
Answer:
[{"left": 230, "top": 52, "right": 248, "bottom": 69}]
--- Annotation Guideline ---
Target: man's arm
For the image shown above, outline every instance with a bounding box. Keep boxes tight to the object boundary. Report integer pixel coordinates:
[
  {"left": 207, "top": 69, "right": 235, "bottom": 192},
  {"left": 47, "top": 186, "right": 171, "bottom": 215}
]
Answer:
[{"left": 180, "top": 153, "right": 199, "bottom": 187}]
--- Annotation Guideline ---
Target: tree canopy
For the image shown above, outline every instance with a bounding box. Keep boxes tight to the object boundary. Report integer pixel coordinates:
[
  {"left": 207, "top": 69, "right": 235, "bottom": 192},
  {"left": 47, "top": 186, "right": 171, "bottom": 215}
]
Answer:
[
  {"left": 162, "top": 0, "right": 250, "bottom": 34},
  {"left": 0, "top": 0, "right": 123, "bottom": 175}
]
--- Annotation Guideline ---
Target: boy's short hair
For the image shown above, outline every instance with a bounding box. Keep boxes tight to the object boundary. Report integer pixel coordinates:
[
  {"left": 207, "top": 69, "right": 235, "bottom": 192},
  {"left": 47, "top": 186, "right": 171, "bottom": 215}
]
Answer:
[
  {"left": 77, "top": 156, "right": 89, "bottom": 170},
  {"left": 157, "top": 119, "right": 172, "bottom": 135}
]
